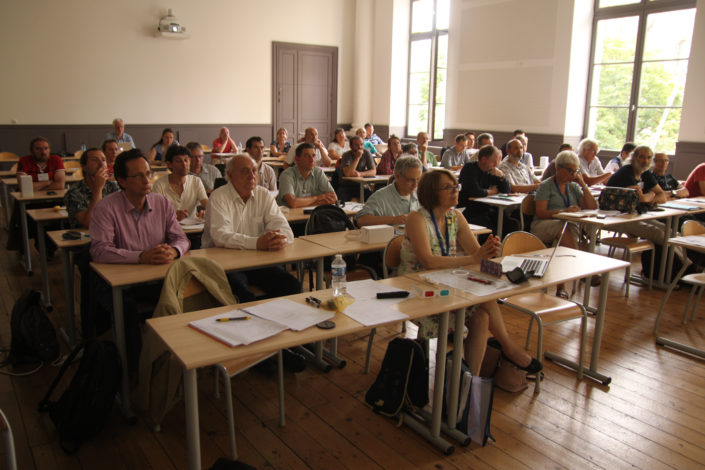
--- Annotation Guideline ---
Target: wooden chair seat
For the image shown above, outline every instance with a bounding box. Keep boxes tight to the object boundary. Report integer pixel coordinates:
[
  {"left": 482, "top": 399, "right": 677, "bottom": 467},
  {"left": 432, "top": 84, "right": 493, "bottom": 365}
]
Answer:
[
  {"left": 600, "top": 234, "right": 654, "bottom": 296},
  {"left": 503, "top": 292, "right": 586, "bottom": 324},
  {"left": 220, "top": 351, "right": 276, "bottom": 375},
  {"left": 601, "top": 236, "right": 652, "bottom": 253}
]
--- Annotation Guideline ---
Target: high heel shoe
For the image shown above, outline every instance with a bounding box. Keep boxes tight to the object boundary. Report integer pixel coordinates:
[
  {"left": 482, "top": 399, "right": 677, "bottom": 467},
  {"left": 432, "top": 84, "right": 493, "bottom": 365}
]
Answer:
[{"left": 502, "top": 353, "right": 543, "bottom": 375}]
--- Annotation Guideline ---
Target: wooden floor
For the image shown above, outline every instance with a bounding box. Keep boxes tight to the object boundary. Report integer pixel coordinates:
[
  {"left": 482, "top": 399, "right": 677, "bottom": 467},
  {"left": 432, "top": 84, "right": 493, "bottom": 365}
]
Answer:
[{"left": 1, "top": 227, "right": 704, "bottom": 470}]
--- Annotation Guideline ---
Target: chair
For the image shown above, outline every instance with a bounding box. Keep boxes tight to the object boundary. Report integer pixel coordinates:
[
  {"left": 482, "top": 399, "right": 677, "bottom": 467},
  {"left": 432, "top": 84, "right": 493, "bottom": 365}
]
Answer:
[
  {"left": 600, "top": 232, "right": 654, "bottom": 297},
  {"left": 520, "top": 194, "right": 535, "bottom": 232},
  {"left": 0, "top": 409, "right": 17, "bottom": 470},
  {"left": 0, "top": 152, "right": 19, "bottom": 161},
  {"left": 63, "top": 160, "right": 81, "bottom": 170},
  {"left": 364, "top": 235, "right": 403, "bottom": 373},
  {"left": 73, "top": 150, "right": 83, "bottom": 160},
  {"left": 499, "top": 231, "right": 587, "bottom": 393},
  {"left": 678, "top": 220, "right": 705, "bottom": 324}
]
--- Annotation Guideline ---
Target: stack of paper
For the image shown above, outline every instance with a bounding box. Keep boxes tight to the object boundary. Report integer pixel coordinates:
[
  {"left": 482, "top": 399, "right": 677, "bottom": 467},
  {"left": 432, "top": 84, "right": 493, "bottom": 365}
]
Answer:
[{"left": 342, "top": 279, "right": 410, "bottom": 327}]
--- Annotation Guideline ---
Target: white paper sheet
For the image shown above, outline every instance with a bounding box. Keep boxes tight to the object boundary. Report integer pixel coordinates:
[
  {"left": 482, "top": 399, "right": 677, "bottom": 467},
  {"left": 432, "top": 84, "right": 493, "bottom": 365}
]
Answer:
[
  {"left": 242, "top": 298, "right": 334, "bottom": 331},
  {"left": 419, "top": 269, "right": 513, "bottom": 296},
  {"left": 345, "top": 279, "right": 412, "bottom": 304},
  {"left": 678, "top": 235, "right": 705, "bottom": 248},
  {"left": 343, "top": 299, "right": 409, "bottom": 327},
  {"left": 188, "top": 310, "right": 287, "bottom": 347}
]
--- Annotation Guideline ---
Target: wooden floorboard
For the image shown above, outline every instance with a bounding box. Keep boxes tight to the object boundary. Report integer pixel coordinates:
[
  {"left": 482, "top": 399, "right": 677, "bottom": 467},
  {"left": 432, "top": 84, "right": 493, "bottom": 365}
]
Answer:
[{"left": 0, "top": 225, "right": 704, "bottom": 469}]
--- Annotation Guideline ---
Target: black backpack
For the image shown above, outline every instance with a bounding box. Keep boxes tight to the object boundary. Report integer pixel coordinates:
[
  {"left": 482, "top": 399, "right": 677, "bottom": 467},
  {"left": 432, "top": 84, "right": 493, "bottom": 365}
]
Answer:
[
  {"left": 38, "top": 340, "right": 122, "bottom": 454},
  {"left": 7, "top": 289, "right": 59, "bottom": 366},
  {"left": 365, "top": 338, "right": 429, "bottom": 416}
]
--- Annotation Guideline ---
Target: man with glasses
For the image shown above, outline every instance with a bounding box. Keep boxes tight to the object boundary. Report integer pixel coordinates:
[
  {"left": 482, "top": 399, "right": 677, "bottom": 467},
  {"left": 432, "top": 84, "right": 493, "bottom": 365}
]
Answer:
[
  {"left": 355, "top": 156, "right": 421, "bottom": 227},
  {"left": 457, "top": 145, "right": 517, "bottom": 236},
  {"left": 577, "top": 138, "right": 611, "bottom": 186},
  {"left": 652, "top": 152, "right": 688, "bottom": 199},
  {"left": 90, "top": 148, "right": 190, "bottom": 372},
  {"left": 104, "top": 118, "right": 135, "bottom": 149},
  {"left": 64, "top": 148, "right": 120, "bottom": 228},
  {"left": 498, "top": 138, "right": 540, "bottom": 193}
]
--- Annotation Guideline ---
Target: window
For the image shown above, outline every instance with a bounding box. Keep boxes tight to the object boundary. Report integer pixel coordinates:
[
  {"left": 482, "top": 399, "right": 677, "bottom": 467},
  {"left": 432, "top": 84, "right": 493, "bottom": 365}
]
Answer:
[
  {"left": 406, "top": 0, "right": 449, "bottom": 140},
  {"left": 586, "top": 0, "right": 695, "bottom": 154}
]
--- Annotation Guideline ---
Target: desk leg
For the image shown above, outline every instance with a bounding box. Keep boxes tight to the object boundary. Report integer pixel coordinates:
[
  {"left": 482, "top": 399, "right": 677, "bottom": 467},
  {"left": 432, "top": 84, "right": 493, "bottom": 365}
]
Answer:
[
  {"left": 655, "top": 216, "right": 676, "bottom": 289},
  {"left": 581, "top": 226, "right": 600, "bottom": 304},
  {"left": 359, "top": 183, "right": 365, "bottom": 203},
  {"left": 1, "top": 180, "right": 9, "bottom": 229},
  {"left": 36, "top": 221, "right": 52, "bottom": 310},
  {"left": 184, "top": 368, "right": 201, "bottom": 470},
  {"left": 496, "top": 208, "right": 504, "bottom": 239},
  {"left": 19, "top": 201, "right": 32, "bottom": 275},
  {"left": 316, "top": 258, "right": 324, "bottom": 291},
  {"left": 60, "top": 248, "right": 76, "bottom": 346},
  {"left": 112, "top": 286, "right": 133, "bottom": 418}
]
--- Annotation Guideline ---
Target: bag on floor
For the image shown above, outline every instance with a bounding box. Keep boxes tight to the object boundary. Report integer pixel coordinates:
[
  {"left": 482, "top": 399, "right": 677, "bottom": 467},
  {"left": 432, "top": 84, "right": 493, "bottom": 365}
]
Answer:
[
  {"left": 38, "top": 340, "right": 122, "bottom": 454},
  {"left": 7, "top": 289, "right": 59, "bottom": 366},
  {"left": 365, "top": 338, "right": 428, "bottom": 417},
  {"left": 481, "top": 337, "right": 528, "bottom": 393},
  {"left": 443, "top": 353, "right": 495, "bottom": 446}
]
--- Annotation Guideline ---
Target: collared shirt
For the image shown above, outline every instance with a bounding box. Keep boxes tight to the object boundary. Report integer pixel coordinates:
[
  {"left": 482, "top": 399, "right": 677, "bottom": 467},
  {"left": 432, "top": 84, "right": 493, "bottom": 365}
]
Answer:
[
  {"left": 604, "top": 156, "right": 624, "bottom": 174},
  {"left": 257, "top": 162, "right": 277, "bottom": 192},
  {"left": 18, "top": 155, "right": 65, "bottom": 182},
  {"left": 64, "top": 179, "right": 121, "bottom": 228},
  {"left": 422, "top": 150, "right": 438, "bottom": 167},
  {"left": 376, "top": 150, "right": 398, "bottom": 175},
  {"left": 365, "top": 133, "right": 384, "bottom": 145},
  {"left": 355, "top": 183, "right": 419, "bottom": 223},
  {"left": 498, "top": 158, "right": 536, "bottom": 186},
  {"left": 190, "top": 163, "right": 222, "bottom": 191},
  {"left": 277, "top": 166, "right": 334, "bottom": 206},
  {"left": 152, "top": 174, "right": 208, "bottom": 218},
  {"left": 89, "top": 191, "right": 190, "bottom": 264},
  {"left": 284, "top": 146, "right": 325, "bottom": 166},
  {"left": 579, "top": 155, "right": 605, "bottom": 177},
  {"left": 202, "top": 184, "right": 293, "bottom": 250},
  {"left": 103, "top": 132, "right": 135, "bottom": 148},
  {"left": 441, "top": 147, "right": 471, "bottom": 168},
  {"left": 341, "top": 149, "right": 375, "bottom": 173}
]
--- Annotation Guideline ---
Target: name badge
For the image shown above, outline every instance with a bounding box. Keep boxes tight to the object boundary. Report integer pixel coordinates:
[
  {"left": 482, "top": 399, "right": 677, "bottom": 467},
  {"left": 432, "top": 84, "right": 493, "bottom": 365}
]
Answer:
[{"left": 37, "top": 173, "right": 49, "bottom": 182}]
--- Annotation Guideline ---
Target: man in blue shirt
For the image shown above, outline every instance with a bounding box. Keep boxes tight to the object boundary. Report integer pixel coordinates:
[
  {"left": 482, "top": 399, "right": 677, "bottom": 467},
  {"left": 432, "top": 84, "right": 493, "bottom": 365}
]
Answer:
[{"left": 103, "top": 118, "right": 136, "bottom": 148}]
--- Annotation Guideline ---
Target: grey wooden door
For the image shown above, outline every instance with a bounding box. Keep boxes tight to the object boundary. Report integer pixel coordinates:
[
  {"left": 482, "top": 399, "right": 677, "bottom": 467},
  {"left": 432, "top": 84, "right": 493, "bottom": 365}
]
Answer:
[{"left": 273, "top": 42, "right": 337, "bottom": 145}]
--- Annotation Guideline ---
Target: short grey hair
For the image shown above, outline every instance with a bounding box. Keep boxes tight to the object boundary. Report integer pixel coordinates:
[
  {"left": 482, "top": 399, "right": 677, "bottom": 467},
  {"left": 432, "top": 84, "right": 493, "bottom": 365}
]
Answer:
[
  {"left": 577, "top": 138, "right": 599, "bottom": 155},
  {"left": 224, "top": 154, "right": 256, "bottom": 183},
  {"left": 555, "top": 150, "right": 579, "bottom": 168},
  {"left": 394, "top": 155, "right": 422, "bottom": 176},
  {"left": 477, "top": 132, "right": 494, "bottom": 145},
  {"left": 112, "top": 118, "right": 124, "bottom": 126},
  {"left": 401, "top": 142, "right": 417, "bottom": 153}
]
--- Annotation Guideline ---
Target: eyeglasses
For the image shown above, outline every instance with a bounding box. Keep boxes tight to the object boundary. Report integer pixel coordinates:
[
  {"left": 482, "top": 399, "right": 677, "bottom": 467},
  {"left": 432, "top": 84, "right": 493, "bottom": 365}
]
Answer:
[
  {"left": 559, "top": 166, "right": 578, "bottom": 174},
  {"left": 126, "top": 171, "right": 152, "bottom": 180},
  {"left": 440, "top": 183, "right": 461, "bottom": 192}
]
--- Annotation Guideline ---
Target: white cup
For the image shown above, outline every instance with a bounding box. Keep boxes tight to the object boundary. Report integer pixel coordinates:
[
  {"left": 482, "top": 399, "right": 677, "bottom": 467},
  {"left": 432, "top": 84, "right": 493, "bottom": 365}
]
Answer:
[
  {"left": 540, "top": 156, "right": 550, "bottom": 169},
  {"left": 19, "top": 174, "right": 33, "bottom": 197}
]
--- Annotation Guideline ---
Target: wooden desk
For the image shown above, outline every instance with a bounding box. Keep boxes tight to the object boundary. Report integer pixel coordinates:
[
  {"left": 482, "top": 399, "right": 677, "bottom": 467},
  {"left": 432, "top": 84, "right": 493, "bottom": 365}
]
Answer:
[
  {"left": 90, "top": 239, "right": 333, "bottom": 417},
  {"left": 341, "top": 175, "right": 390, "bottom": 202},
  {"left": 27, "top": 208, "right": 69, "bottom": 309},
  {"left": 654, "top": 235, "right": 705, "bottom": 359},
  {"left": 148, "top": 275, "right": 473, "bottom": 469},
  {"left": 11, "top": 190, "right": 67, "bottom": 275},
  {"left": 468, "top": 193, "right": 526, "bottom": 238},
  {"left": 2, "top": 174, "right": 80, "bottom": 227}
]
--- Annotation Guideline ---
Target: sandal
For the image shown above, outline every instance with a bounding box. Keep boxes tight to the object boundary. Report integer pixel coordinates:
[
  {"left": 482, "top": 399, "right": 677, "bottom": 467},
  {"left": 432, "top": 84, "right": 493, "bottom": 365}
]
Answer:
[{"left": 556, "top": 288, "right": 570, "bottom": 299}]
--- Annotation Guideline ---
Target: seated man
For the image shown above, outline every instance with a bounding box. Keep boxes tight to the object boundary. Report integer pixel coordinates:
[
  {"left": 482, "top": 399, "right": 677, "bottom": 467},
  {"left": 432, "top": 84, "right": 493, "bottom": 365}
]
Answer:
[
  {"left": 498, "top": 138, "right": 540, "bottom": 193},
  {"left": 102, "top": 139, "right": 120, "bottom": 178},
  {"left": 469, "top": 132, "right": 494, "bottom": 162},
  {"left": 278, "top": 143, "right": 337, "bottom": 208},
  {"left": 465, "top": 131, "right": 477, "bottom": 156},
  {"left": 457, "top": 145, "right": 518, "bottom": 236},
  {"left": 441, "top": 134, "right": 471, "bottom": 170},
  {"left": 515, "top": 134, "right": 534, "bottom": 169},
  {"left": 64, "top": 148, "right": 120, "bottom": 228},
  {"left": 577, "top": 138, "right": 611, "bottom": 186},
  {"left": 356, "top": 156, "right": 422, "bottom": 227},
  {"left": 17, "top": 136, "right": 66, "bottom": 191},
  {"left": 339, "top": 135, "right": 377, "bottom": 201},
  {"left": 153, "top": 146, "right": 208, "bottom": 221},
  {"left": 245, "top": 136, "right": 277, "bottom": 192},
  {"left": 284, "top": 127, "right": 332, "bottom": 168},
  {"left": 604, "top": 142, "right": 636, "bottom": 174},
  {"left": 213, "top": 126, "right": 239, "bottom": 154},
  {"left": 364, "top": 122, "right": 384, "bottom": 145},
  {"left": 202, "top": 154, "right": 300, "bottom": 302},
  {"left": 652, "top": 152, "right": 688, "bottom": 199},
  {"left": 104, "top": 118, "right": 136, "bottom": 149},
  {"left": 417, "top": 131, "right": 438, "bottom": 167},
  {"left": 500, "top": 129, "right": 524, "bottom": 157},
  {"left": 187, "top": 141, "right": 222, "bottom": 195},
  {"left": 90, "top": 149, "right": 190, "bottom": 371},
  {"left": 377, "top": 135, "right": 403, "bottom": 175},
  {"left": 684, "top": 162, "right": 705, "bottom": 198},
  {"left": 401, "top": 142, "right": 418, "bottom": 159}
]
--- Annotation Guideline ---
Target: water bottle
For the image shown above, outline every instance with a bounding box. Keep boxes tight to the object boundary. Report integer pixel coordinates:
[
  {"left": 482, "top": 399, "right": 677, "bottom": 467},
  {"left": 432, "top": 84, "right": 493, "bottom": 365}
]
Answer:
[
  {"left": 81, "top": 142, "right": 86, "bottom": 152},
  {"left": 331, "top": 254, "right": 347, "bottom": 296}
]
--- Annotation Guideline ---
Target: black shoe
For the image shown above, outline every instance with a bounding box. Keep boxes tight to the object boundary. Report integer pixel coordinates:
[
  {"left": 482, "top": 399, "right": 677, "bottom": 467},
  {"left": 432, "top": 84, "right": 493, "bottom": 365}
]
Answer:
[
  {"left": 503, "top": 353, "right": 543, "bottom": 375},
  {"left": 282, "top": 348, "right": 307, "bottom": 373}
]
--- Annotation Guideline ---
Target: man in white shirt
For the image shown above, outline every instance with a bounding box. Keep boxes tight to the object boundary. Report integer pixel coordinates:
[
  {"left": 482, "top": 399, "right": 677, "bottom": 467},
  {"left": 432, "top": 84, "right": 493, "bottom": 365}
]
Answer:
[
  {"left": 498, "top": 139, "right": 540, "bottom": 192},
  {"left": 577, "top": 138, "right": 612, "bottom": 186},
  {"left": 187, "top": 141, "right": 222, "bottom": 195},
  {"left": 604, "top": 142, "right": 636, "bottom": 174},
  {"left": 202, "top": 154, "right": 299, "bottom": 301},
  {"left": 152, "top": 145, "right": 208, "bottom": 221},
  {"left": 284, "top": 127, "right": 332, "bottom": 168},
  {"left": 245, "top": 136, "right": 276, "bottom": 192}
]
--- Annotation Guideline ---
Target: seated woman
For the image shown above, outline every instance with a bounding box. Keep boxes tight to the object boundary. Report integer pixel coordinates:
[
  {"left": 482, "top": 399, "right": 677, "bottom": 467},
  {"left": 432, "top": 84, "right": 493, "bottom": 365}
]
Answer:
[
  {"left": 270, "top": 127, "right": 291, "bottom": 159},
  {"left": 328, "top": 128, "right": 349, "bottom": 163},
  {"left": 531, "top": 150, "right": 597, "bottom": 297},
  {"left": 147, "top": 128, "right": 178, "bottom": 166},
  {"left": 399, "top": 169, "right": 542, "bottom": 376}
]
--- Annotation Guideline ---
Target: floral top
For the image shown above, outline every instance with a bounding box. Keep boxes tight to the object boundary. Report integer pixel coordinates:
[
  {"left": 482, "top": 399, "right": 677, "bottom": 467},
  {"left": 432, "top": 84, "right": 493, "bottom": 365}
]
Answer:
[
  {"left": 270, "top": 139, "right": 291, "bottom": 154},
  {"left": 399, "top": 207, "right": 458, "bottom": 274}
]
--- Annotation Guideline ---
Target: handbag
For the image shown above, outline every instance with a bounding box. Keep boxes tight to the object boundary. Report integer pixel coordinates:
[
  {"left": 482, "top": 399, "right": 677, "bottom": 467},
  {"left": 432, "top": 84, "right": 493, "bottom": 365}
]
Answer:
[
  {"left": 480, "top": 337, "right": 528, "bottom": 393},
  {"left": 598, "top": 186, "right": 639, "bottom": 213}
]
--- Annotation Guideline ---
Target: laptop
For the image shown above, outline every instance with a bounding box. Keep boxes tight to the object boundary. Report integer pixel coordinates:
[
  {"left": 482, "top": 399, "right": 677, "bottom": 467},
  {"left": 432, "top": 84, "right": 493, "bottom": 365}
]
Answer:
[{"left": 502, "top": 221, "right": 569, "bottom": 278}]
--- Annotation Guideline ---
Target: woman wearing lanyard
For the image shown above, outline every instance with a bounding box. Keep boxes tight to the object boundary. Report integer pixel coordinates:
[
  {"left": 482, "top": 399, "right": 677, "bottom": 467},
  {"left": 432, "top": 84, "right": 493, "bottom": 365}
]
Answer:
[
  {"left": 398, "top": 169, "right": 542, "bottom": 376},
  {"left": 532, "top": 150, "right": 597, "bottom": 298}
]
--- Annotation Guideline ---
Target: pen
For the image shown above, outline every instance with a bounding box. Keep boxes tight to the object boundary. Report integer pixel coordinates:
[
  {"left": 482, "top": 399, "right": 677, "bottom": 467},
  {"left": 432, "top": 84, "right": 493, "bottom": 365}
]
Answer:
[
  {"left": 467, "top": 276, "right": 492, "bottom": 285},
  {"left": 305, "top": 297, "right": 322, "bottom": 308},
  {"left": 215, "top": 316, "right": 250, "bottom": 322}
]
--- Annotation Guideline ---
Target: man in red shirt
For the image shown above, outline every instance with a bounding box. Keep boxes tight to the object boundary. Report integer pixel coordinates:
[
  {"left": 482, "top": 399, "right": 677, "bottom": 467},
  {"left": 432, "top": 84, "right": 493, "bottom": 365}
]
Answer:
[
  {"left": 212, "top": 127, "right": 239, "bottom": 154},
  {"left": 17, "top": 137, "right": 66, "bottom": 190},
  {"left": 685, "top": 163, "right": 705, "bottom": 198}
]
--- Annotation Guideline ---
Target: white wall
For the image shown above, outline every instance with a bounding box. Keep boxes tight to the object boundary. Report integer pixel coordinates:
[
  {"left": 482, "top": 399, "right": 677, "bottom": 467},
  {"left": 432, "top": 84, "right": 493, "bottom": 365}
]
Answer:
[
  {"left": 0, "top": 0, "right": 355, "bottom": 125},
  {"left": 679, "top": 0, "right": 705, "bottom": 142}
]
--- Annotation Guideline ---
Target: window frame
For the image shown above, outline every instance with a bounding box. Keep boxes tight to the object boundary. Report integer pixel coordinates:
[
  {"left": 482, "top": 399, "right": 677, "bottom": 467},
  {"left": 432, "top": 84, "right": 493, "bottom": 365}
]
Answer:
[
  {"left": 584, "top": 0, "right": 696, "bottom": 153},
  {"left": 405, "top": 0, "right": 449, "bottom": 140}
]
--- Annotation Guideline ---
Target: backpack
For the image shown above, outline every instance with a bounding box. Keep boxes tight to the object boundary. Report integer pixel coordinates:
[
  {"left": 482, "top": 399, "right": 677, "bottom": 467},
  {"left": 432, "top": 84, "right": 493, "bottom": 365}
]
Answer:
[
  {"left": 598, "top": 187, "right": 639, "bottom": 213},
  {"left": 7, "top": 289, "right": 59, "bottom": 366},
  {"left": 365, "top": 338, "right": 429, "bottom": 416},
  {"left": 305, "top": 204, "right": 358, "bottom": 270},
  {"left": 38, "top": 340, "right": 122, "bottom": 454}
]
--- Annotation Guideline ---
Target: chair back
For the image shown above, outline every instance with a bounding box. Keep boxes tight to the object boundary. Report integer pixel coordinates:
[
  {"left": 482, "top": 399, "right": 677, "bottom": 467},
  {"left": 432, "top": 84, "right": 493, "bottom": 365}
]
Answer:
[
  {"left": 0, "top": 152, "right": 18, "bottom": 161},
  {"left": 383, "top": 235, "right": 403, "bottom": 278},
  {"left": 10, "top": 163, "right": 18, "bottom": 172},
  {"left": 500, "top": 231, "right": 546, "bottom": 256},
  {"left": 521, "top": 194, "right": 536, "bottom": 216},
  {"left": 73, "top": 150, "right": 83, "bottom": 160},
  {"left": 682, "top": 219, "right": 705, "bottom": 236},
  {"left": 64, "top": 161, "right": 81, "bottom": 170}
]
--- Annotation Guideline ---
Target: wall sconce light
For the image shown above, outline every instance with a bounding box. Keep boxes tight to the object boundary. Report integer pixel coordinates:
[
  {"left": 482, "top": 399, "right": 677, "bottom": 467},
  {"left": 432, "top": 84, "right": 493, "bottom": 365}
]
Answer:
[{"left": 157, "top": 8, "right": 189, "bottom": 38}]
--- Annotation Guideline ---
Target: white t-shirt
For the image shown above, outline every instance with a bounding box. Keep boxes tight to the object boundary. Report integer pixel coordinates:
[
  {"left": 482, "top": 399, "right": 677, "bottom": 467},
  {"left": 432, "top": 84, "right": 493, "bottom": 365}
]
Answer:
[{"left": 152, "top": 174, "right": 208, "bottom": 218}]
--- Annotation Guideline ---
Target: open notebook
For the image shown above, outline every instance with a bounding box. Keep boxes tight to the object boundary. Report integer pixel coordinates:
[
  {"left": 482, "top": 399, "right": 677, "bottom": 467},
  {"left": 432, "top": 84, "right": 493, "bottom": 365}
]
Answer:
[{"left": 502, "top": 221, "right": 568, "bottom": 278}]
